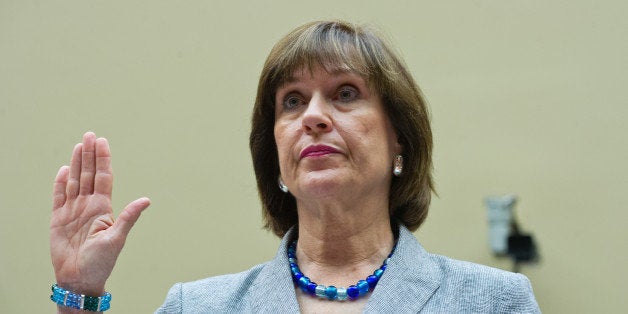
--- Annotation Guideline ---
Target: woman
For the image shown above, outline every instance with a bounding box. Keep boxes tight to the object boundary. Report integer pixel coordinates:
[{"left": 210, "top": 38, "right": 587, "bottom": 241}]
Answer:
[{"left": 50, "top": 21, "right": 540, "bottom": 313}]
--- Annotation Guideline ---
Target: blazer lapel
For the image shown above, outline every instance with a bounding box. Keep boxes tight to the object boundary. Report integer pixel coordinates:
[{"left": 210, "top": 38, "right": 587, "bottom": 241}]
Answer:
[
  {"left": 365, "top": 226, "right": 442, "bottom": 313},
  {"left": 248, "top": 228, "right": 300, "bottom": 313}
]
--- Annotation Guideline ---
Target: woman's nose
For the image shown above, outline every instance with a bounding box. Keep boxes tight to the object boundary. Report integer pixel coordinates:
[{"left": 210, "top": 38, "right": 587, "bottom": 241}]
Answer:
[{"left": 302, "top": 95, "right": 332, "bottom": 134}]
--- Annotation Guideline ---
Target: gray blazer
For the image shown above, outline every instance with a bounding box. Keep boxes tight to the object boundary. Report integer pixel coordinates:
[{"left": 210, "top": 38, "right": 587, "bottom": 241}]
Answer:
[{"left": 156, "top": 225, "right": 540, "bottom": 313}]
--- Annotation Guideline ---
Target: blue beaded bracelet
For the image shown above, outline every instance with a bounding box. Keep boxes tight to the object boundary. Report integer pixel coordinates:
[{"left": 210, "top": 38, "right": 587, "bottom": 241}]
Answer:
[{"left": 51, "top": 284, "right": 111, "bottom": 312}]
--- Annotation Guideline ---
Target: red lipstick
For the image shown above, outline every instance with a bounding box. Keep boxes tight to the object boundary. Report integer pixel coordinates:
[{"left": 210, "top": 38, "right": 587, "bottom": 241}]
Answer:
[{"left": 300, "top": 145, "right": 340, "bottom": 159}]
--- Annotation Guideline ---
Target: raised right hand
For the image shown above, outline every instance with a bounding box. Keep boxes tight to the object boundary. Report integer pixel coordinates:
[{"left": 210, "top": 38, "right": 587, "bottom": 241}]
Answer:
[{"left": 50, "top": 132, "right": 150, "bottom": 297}]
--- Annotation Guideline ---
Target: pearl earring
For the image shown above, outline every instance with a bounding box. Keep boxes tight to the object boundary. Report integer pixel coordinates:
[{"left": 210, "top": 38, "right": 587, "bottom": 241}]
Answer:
[
  {"left": 278, "top": 176, "right": 289, "bottom": 193},
  {"left": 393, "top": 155, "right": 403, "bottom": 176}
]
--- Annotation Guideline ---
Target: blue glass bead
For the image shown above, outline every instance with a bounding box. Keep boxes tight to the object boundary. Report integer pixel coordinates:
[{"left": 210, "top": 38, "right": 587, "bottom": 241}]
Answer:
[
  {"left": 346, "top": 285, "right": 359, "bottom": 299},
  {"left": 65, "top": 292, "right": 81, "bottom": 308},
  {"left": 100, "top": 292, "right": 112, "bottom": 311},
  {"left": 336, "top": 287, "right": 348, "bottom": 300},
  {"left": 325, "top": 286, "right": 338, "bottom": 300},
  {"left": 374, "top": 268, "right": 384, "bottom": 278},
  {"left": 384, "top": 257, "right": 391, "bottom": 265},
  {"left": 289, "top": 257, "right": 296, "bottom": 264},
  {"left": 306, "top": 282, "right": 318, "bottom": 295},
  {"left": 366, "top": 275, "right": 379, "bottom": 289},
  {"left": 357, "top": 280, "right": 369, "bottom": 295},
  {"left": 381, "top": 264, "right": 387, "bottom": 271},
  {"left": 315, "top": 285, "right": 327, "bottom": 298},
  {"left": 51, "top": 285, "right": 65, "bottom": 304},
  {"left": 293, "top": 272, "right": 303, "bottom": 283},
  {"left": 298, "top": 276, "right": 311, "bottom": 292},
  {"left": 291, "top": 265, "right": 299, "bottom": 275}
]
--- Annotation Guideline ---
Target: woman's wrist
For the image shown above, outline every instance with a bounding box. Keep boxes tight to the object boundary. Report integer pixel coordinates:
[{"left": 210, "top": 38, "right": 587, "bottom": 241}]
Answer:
[{"left": 55, "top": 278, "right": 106, "bottom": 296}]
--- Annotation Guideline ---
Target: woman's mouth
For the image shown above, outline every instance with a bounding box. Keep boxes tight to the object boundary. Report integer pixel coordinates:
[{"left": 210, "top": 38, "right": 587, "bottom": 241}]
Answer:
[{"left": 300, "top": 145, "right": 340, "bottom": 159}]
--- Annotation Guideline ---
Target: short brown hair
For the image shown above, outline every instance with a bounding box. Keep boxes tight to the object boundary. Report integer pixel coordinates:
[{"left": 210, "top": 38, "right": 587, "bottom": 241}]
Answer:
[{"left": 250, "top": 20, "right": 434, "bottom": 237}]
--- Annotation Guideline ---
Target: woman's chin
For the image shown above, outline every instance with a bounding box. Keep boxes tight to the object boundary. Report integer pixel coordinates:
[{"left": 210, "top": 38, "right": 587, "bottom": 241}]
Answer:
[{"left": 295, "top": 170, "right": 350, "bottom": 197}]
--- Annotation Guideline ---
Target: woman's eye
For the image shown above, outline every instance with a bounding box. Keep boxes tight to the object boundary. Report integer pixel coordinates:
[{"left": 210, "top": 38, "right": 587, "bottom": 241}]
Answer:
[
  {"left": 337, "top": 86, "right": 359, "bottom": 102},
  {"left": 282, "top": 95, "right": 303, "bottom": 110}
]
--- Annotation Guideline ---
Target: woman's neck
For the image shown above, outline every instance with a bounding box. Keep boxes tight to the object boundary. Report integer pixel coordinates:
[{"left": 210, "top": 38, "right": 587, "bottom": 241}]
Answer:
[{"left": 294, "top": 198, "right": 395, "bottom": 287}]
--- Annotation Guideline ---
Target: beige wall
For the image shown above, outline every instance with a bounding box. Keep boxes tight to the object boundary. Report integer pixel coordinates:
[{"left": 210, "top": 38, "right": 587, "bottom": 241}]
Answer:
[{"left": 1, "top": 1, "right": 626, "bottom": 312}]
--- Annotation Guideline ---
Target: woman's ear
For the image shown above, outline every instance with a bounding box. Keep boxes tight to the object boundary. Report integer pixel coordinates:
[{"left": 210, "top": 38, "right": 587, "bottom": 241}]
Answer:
[{"left": 394, "top": 137, "right": 403, "bottom": 156}]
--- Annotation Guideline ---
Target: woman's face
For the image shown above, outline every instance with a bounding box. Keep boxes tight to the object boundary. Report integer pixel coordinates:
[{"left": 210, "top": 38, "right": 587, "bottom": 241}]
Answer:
[{"left": 274, "top": 66, "right": 401, "bottom": 200}]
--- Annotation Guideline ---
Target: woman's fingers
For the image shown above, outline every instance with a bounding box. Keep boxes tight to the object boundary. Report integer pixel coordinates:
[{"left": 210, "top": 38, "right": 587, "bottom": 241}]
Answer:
[
  {"left": 80, "top": 132, "right": 97, "bottom": 195},
  {"left": 56, "top": 132, "right": 116, "bottom": 218},
  {"left": 113, "top": 197, "right": 151, "bottom": 242},
  {"left": 94, "top": 138, "right": 113, "bottom": 197},
  {"left": 52, "top": 166, "right": 70, "bottom": 210},
  {"left": 66, "top": 143, "right": 82, "bottom": 198},
  {"left": 66, "top": 132, "right": 111, "bottom": 199}
]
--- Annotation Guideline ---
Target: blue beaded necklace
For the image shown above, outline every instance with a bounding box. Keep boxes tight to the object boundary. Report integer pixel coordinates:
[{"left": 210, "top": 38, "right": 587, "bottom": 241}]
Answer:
[{"left": 288, "top": 240, "right": 396, "bottom": 301}]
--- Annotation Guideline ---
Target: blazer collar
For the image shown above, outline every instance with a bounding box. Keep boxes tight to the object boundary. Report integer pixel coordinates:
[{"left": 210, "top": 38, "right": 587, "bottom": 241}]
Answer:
[
  {"left": 248, "top": 227, "right": 300, "bottom": 313},
  {"left": 249, "top": 225, "right": 441, "bottom": 313},
  {"left": 364, "top": 225, "right": 442, "bottom": 313}
]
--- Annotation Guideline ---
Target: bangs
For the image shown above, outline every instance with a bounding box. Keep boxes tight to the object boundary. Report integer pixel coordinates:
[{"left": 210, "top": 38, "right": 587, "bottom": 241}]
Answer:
[{"left": 267, "top": 22, "right": 380, "bottom": 88}]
